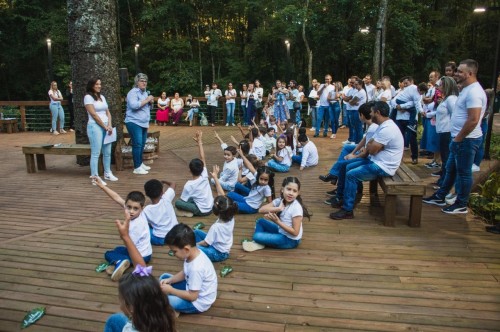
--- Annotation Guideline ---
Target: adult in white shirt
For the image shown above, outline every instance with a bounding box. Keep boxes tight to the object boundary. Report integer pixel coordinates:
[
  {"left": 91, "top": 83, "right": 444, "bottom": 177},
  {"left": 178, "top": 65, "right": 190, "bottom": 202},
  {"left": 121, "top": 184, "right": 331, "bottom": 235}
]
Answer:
[
  {"left": 340, "top": 79, "right": 352, "bottom": 128},
  {"left": 314, "top": 74, "right": 335, "bottom": 137},
  {"left": 331, "top": 101, "right": 403, "bottom": 220},
  {"left": 377, "top": 79, "right": 393, "bottom": 107},
  {"left": 207, "top": 82, "right": 222, "bottom": 127},
  {"left": 48, "top": 81, "right": 65, "bottom": 135},
  {"left": 424, "top": 59, "right": 487, "bottom": 214},
  {"left": 347, "top": 77, "right": 367, "bottom": 144},
  {"left": 224, "top": 83, "right": 237, "bottom": 126},
  {"left": 363, "top": 74, "right": 376, "bottom": 102},
  {"left": 307, "top": 79, "right": 319, "bottom": 130},
  {"left": 240, "top": 83, "right": 248, "bottom": 125}
]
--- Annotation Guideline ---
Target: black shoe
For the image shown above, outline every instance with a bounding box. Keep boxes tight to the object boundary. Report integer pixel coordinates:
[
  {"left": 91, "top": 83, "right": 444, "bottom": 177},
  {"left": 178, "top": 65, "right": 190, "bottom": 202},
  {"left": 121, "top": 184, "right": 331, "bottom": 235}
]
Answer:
[
  {"left": 326, "top": 189, "right": 337, "bottom": 197},
  {"left": 431, "top": 171, "right": 442, "bottom": 177},
  {"left": 313, "top": 134, "right": 319, "bottom": 137},
  {"left": 330, "top": 197, "right": 343, "bottom": 208},
  {"left": 330, "top": 209, "right": 354, "bottom": 220},
  {"left": 485, "top": 224, "right": 500, "bottom": 234},
  {"left": 411, "top": 159, "right": 418, "bottom": 165},
  {"left": 324, "top": 197, "right": 335, "bottom": 205},
  {"left": 323, "top": 133, "right": 328, "bottom": 137},
  {"left": 422, "top": 193, "right": 446, "bottom": 206},
  {"left": 319, "top": 174, "right": 338, "bottom": 185}
]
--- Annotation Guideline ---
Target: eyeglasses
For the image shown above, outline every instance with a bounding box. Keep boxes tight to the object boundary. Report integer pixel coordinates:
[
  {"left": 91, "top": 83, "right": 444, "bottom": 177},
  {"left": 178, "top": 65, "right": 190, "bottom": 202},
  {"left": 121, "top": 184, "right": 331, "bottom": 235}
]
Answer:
[{"left": 139, "top": 79, "right": 147, "bottom": 83}]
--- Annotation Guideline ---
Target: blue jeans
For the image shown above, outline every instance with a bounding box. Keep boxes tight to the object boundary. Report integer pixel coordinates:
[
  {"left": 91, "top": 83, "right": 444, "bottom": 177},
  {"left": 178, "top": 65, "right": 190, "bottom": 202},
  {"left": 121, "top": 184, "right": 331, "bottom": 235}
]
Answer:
[
  {"left": 316, "top": 106, "right": 329, "bottom": 135},
  {"left": 234, "top": 182, "right": 251, "bottom": 196},
  {"left": 87, "top": 122, "right": 112, "bottom": 176},
  {"left": 348, "top": 109, "right": 363, "bottom": 143},
  {"left": 159, "top": 273, "right": 202, "bottom": 314},
  {"left": 125, "top": 121, "right": 148, "bottom": 169},
  {"left": 267, "top": 159, "right": 290, "bottom": 173},
  {"left": 104, "top": 313, "right": 128, "bottom": 332},
  {"left": 343, "top": 161, "right": 388, "bottom": 211},
  {"left": 104, "top": 246, "right": 152, "bottom": 265},
  {"left": 187, "top": 108, "right": 198, "bottom": 121},
  {"left": 436, "top": 138, "right": 482, "bottom": 207},
  {"left": 473, "top": 118, "right": 488, "bottom": 166},
  {"left": 291, "top": 155, "right": 302, "bottom": 165},
  {"left": 396, "top": 119, "right": 418, "bottom": 160},
  {"left": 328, "top": 102, "right": 341, "bottom": 134},
  {"left": 253, "top": 218, "right": 300, "bottom": 249},
  {"left": 149, "top": 227, "right": 165, "bottom": 246},
  {"left": 341, "top": 102, "right": 349, "bottom": 126},
  {"left": 437, "top": 132, "right": 451, "bottom": 187},
  {"left": 295, "top": 106, "right": 302, "bottom": 124},
  {"left": 309, "top": 107, "right": 317, "bottom": 128},
  {"left": 241, "top": 104, "right": 248, "bottom": 125},
  {"left": 336, "top": 159, "right": 370, "bottom": 199},
  {"left": 226, "top": 103, "right": 235, "bottom": 124},
  {"left": 227, "top": 191, "right": 258, "bottom": 214},
  {"left": 328, "top": 144, "right": 356, "bottom": 176},
  {"left": 194, "top": 230, "right": 229, "bottom": 262},
  {"left": 50, "top": 103, "right": 65, "bottom": 131}
]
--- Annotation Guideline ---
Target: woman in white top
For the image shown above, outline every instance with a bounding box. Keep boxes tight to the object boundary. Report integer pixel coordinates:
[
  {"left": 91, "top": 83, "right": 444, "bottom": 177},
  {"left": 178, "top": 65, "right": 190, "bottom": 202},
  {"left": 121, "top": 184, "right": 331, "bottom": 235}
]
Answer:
[
  {"left": 377, "top": 79, "right": 393, "bottom": 107},
  {"left": 170, "top": 92, "right": 184, "bottom": 126},
  {"left": 225, "top": 83, "right": 237, "bottom": 126},
  {"left": 240, "top": 83, "right": 248, "bottom": 125},
  {"left": 48, "top": 81, "right": 66, "bottom": 135},
  {"left": 156, "top": 91, "right": 170, "bottom": 126},
  {"left": 254, "top": 79, "right": 264, "bottom": 106},
  {"left": 84, "top": 78, "right": 118, "bottom": 185}
]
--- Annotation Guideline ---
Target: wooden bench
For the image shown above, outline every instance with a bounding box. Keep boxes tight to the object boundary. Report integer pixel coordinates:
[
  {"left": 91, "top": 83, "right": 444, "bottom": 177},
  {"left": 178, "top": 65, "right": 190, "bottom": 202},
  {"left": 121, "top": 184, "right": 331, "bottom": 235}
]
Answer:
[
  {"left": 22, "top": 144, "right": 102, "bottom": 174},
  {"left": 0, "top": 119, "right": 18, "bottom": 134},
  {"left": 369, "top": 163, "right": 426, "bottom": 227}
]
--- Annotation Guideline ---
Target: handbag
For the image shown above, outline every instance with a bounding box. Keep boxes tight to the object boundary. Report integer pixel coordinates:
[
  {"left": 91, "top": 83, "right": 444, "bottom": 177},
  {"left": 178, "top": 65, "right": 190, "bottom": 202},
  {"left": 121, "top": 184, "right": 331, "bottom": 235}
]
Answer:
[{"left": 255, "top": 100, "right": 262, "bottom": 109}]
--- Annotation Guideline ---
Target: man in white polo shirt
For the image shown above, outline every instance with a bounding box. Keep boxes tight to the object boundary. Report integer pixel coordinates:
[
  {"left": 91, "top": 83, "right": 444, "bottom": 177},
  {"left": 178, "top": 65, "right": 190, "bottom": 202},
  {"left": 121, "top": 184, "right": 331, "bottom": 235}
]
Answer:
[
  {"left": 315, "top": 74, "right": 335, "bottom": 137},
  {"left": 423, "top": 59, "right": 486, "bottom": 214}
]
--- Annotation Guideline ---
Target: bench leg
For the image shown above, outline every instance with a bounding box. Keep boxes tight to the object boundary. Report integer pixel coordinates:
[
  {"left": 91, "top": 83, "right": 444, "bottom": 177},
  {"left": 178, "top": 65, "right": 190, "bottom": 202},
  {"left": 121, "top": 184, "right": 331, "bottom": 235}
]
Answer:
[
  {"left": 408, "top": 195, "right": 422, "bottom": 227},
  {"left": 6, "top": 123, "right": 12, "bottom": 134},
  {"left": 369, "top": 180, "right": 378, "bottom": 205},
  {"left": 384, "top": 194, "right": 396, "bottom": 227},
  {"left": 25, "top": 154, "right": 36, "bottom": 173},
  {"left": 36, "top": 154, "right": 46, "bottom": 171}
]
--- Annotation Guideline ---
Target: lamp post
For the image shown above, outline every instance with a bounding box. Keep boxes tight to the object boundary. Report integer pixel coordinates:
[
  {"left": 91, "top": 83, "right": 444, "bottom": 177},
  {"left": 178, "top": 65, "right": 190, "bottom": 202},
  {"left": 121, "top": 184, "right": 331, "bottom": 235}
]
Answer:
[
  {"left": 359, "top": 27, "right": 370, "bottom": 34},
  {"left": 46, "top": 38, "right": 53, "bottom": 82},
  {"left": 474, "top": 6, "right": 500, "bottom": 160},
  {"left": 134, "top": 44, "right": 140, "bottom": 74},
  {"left": 285, "top": 40, "right": 290, "bottom": 81},
  {"left": 375, "top": 25, "right": 383, "bottom": 79}
]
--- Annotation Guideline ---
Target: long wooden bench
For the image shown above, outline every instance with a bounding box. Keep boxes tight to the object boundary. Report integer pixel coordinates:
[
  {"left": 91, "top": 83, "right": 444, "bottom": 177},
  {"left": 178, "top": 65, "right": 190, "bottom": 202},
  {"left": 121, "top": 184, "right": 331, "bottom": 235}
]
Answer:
[
  {"left": 22, "top": 144, "right": 102, "bottom": 174},
  {"left": 369, "top": 163, "right": 426, "bottom": 227}
]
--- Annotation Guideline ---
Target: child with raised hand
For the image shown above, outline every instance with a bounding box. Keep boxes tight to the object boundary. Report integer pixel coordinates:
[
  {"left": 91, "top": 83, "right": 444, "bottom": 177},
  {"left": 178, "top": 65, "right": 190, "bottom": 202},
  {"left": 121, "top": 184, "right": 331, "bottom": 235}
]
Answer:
[
  {"left": 93, "top": 177, "right": 152, "bottom": 281},
  {"left": 291, "top": 131, "right": 319, "bottom": 170},
  {"left": 266, "top": 134, "right": 292, "bottom": 173},
  {"left": 237, "top": 123, "right": 266, "bottom": 160},
  {"left": 226, "top": 151, "right": 275, "bottom": 214},
  {"left": 212, "top": 131, "right": 239, "bottom": 191},
  {"left": 193, "top": 167, "right": 237, "bottom": 262},
  {"left": 160, "top": 223, "right": 218, "bottom": 314},
  {"left": 243, "top": 177, "right": 310, "bottom": 252},
  {"left": 142, "top": 179, "right": 178, "bottom": 246},
  {"left": 174, "top": 131, "right": 214, "bottom": 217}
]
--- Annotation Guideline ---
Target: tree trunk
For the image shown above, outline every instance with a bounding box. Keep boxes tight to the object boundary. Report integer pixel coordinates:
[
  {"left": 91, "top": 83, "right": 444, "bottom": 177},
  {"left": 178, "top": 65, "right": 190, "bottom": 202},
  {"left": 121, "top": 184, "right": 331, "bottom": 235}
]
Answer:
[
  {"left": 302, "top": 0, "right": 312, "bottom": 85},
  {"left": 67, "top": 0, "right": 122, "bottom": 165},
  {"left": 197, "top": 21, "right": 203, "bottom": 92},
  {"left": 373, "top": 0, "right": 388, "bottom": 80}
]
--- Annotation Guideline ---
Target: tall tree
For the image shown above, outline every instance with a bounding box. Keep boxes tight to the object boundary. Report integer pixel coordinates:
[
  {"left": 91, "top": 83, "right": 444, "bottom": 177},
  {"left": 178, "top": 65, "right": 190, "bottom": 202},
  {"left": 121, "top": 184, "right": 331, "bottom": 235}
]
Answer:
[
  {"left": 67, "top": 0, "right": 122, "bottom": 164},
  {"left": 373, "top": 0, "right": 388, "bottom": 80}
]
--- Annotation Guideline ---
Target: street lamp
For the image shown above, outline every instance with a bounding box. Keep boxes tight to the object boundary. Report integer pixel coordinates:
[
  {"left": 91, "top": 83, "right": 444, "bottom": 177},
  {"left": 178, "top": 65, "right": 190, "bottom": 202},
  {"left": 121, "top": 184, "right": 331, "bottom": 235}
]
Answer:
[
  {"left": 375, "top": 25, "right": 383, "bottom": 79},
  {"left": 474, "top": 6, "right": 500, "bottom": 159},
  {"left": 134, "top": 44, "right": 140, "bottom": 74},
  {"left": 285, "top": 40, "right": 291, "bottom": 81},
  {"left": 359, "top": 27, "right": 370, "bottom": 34},
  {"left": 46, "top": 38, "right": 53, "bottom": 82}
]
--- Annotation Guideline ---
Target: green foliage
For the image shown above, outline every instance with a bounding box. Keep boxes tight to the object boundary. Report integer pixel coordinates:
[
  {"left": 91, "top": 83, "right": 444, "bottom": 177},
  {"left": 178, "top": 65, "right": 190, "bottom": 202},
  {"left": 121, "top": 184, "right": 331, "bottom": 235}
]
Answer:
[
  {"left": 469, "top": 172, "right": 500, "bottom": 224},
  {"left": 490, "top": 133, "right": 500, "bottom": 161}
]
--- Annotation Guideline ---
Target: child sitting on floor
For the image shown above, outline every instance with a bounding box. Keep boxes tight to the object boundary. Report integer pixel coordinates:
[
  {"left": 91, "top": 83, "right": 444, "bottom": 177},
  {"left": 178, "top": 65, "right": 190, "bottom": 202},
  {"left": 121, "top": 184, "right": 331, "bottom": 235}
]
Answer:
[
  {"left": 160, "top": 223, "right": 218, "bottom": 314},
  {"left": 266, "top": 134, "right": 292, "bottom": 173},
  {"left": 213, "top": 131, "right": 239, "bottom": 191}
]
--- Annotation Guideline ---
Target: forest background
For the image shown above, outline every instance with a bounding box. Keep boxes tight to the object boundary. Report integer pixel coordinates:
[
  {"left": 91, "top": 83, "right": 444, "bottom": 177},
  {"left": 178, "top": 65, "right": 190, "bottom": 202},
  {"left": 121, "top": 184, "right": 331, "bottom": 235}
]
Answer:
[{"left": 0, "top": 0, "right": 499, "bottom": 101}]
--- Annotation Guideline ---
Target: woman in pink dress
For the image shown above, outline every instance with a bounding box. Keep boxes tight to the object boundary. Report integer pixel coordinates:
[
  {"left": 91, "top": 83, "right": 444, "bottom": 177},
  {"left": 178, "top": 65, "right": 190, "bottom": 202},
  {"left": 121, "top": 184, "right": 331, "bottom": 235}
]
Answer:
[
  {"left": 170, "top": 92, "right": 184, "bottom": 126},
  {"left": 156, "top": 91, "right": 170, "bottom": 125}
]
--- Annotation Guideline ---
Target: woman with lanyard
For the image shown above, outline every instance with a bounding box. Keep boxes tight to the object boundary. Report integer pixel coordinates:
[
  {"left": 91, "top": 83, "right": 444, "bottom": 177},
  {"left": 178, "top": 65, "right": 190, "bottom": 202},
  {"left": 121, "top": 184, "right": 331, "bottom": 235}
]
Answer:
[{"left": 125, "top": 73, "right": 155, "bottom": 175}]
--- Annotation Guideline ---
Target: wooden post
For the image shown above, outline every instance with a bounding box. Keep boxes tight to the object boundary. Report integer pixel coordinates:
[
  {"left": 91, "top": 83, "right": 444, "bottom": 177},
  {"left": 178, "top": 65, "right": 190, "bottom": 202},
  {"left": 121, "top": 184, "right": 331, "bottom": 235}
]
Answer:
[
  {"left": 384, "top": 195, "right": 396, "bottom": 227},
  {"left": 408, "top": 195, "right": 422, "bottom": 227},
  {"left": 20, "top": 105, "right": 26, "bottom": 131}
]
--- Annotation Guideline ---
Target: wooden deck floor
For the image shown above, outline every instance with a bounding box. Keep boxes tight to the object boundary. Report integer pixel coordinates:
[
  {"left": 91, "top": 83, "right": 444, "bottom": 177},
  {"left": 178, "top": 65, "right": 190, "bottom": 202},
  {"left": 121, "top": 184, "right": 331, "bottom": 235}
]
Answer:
[{"left": 0, "top": 126, "right": 499, "bottom": 332}]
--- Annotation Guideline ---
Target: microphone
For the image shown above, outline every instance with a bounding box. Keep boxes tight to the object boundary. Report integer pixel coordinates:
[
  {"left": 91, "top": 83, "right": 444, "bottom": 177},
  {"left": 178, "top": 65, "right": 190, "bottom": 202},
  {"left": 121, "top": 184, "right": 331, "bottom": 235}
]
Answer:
[{"left": 146, "top": 90, "right": 154, "bottom": 107}]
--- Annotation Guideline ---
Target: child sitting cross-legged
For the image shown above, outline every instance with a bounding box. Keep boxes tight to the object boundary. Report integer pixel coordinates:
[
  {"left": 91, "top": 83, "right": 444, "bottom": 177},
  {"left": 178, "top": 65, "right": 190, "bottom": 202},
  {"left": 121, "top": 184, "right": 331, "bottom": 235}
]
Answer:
[
  {"left": 266, "top": 134, "right": 292, "bottom": 173},
  {"left": 93, "top": 177, "right": 152, "bottom": 281},
  {"left": 212, "top": 131, "right": 239, "bottom": 191},
  {"left": 160, "top": 223, "right": 218, "bottom": 314}
]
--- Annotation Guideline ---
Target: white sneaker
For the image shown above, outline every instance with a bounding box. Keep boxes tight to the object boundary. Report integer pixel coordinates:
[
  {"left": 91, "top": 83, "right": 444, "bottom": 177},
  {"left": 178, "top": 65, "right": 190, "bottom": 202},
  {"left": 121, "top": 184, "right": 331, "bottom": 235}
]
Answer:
[
  {"left": 133, "top": 167, "right": 148, "bottom": 175},
  {"left": 242, "top": 241, "right": 265, "bottom": 252},
  {"left": 309, "top": 127, "right": 315, "bottom": 131},
  {"left": 104, "top": 172, "right": 118, "bottom": 181},
  {"left": 232, "top": 123, "right": 235, "bottom": 126},
  {"left": 174, "top": 208, "right": 194, "bottom": 218},
  {"left": 60, "top": 129, "right": 67, "bottom": 134},
  {"left": 111, "top": 259, "right": 130, "bottom": 282},
  {"left": 471, "top": 164, "right": 480, "bottom": 172},
  {"left": 445, "top": 193, "right": 457, "bottom": 205},
  {"left": 91, "top": 176, "right": 107, "bottom": 186},
  {"left": 52, "top": 131, "right": 60, "bottom": 136},
  {"left": 140, "top": 163, "right": 151, "bottom": 171},
  {"left": 225, "top": 123, "right": 229, "bottom": 126},
  {"left": 342, "top": 139, "right": 351, "bottom": 144}
]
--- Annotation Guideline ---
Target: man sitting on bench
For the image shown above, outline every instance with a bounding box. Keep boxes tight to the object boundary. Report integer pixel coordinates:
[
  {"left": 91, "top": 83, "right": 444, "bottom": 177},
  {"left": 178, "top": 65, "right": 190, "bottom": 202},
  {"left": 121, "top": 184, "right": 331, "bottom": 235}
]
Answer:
[{"left": 330, "top": 101, "right": 404, "bottom": 220}]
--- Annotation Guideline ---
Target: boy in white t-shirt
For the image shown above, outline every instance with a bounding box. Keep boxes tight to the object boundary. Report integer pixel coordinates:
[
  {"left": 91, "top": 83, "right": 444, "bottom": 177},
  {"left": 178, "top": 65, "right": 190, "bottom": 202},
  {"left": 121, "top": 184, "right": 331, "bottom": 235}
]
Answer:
[
  {"left": 175, "top": 131, "right": 214, "bottom": 217},
  {"left": 160, "top": 223, "right": 218, "bottom": 314},
  {"left": 93, "top": 178, "right": 152, "bottom": 282},
  {"left": 143, "top": 179, "right": 178, "bottom": 246}
]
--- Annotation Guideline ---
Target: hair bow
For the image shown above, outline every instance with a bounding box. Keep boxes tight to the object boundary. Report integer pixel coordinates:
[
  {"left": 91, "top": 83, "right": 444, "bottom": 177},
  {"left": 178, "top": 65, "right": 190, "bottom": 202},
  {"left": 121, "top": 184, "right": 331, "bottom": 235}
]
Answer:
[{"left": 132, "top": 265, "right": 152, "bottom": 277}]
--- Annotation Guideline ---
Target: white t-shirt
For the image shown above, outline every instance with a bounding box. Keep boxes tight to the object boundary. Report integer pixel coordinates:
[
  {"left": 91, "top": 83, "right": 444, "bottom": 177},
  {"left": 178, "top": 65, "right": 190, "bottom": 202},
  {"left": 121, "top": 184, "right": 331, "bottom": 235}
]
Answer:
[
  {"left": 365, "top": 84, "right": 375, "bottom": 102},
  {"left": 183, "top": 251, "right": 217, "bottom": 312},
  {"left": 255, "top": 87, "right": 264, "bottom": 101},
  {"left": 129, "top": 213, "right": 152, "bottom": 257},
  {"left": 245, "top": 184, "right": 272, "bottom": 209},
  {"left": 180, "top": 167, "right": 214, "bottom": 213},
  {"left": 142, "top": 188, "right": 178, "bottom": 239},
  {"left": 251, "top": 138, "right": 266, "bottom": 160},
  {"left": 262, "top": 135, "right": 276, "bottom": 152},
  {"left": 158, "top": 97, "right": 170, "bottom": 107},
  {"left": 84, "top": 94, "right": 109, "bottom": 124},
  {"left": 450, "top": 82, "right": 486, "bottom": 138},
  {"left": 207, "top": 89, "right": 222, "bottom": 107},
  {"left": 296, "top": 91, "right": 305, "bottom": 103},
  {"left": 277, "top": 146, "right": 292, "bottom": 166},
  {"left": 48, "top": 89, "right": 62, "bottom": 105},
  {"left": 203, "top": 218, "right": 234, "bottom": 254},
  {"left": 364, "top": 123, "right": 379, "bottom": 147},
  {"left": 377, "top": 89, "right": 392, "bottom": 107},
  {"left": 245, "top": 171, "right": 257, "bottom": 186},
  {"left": 225, "top": 89, "right": 236, "bottom": 104},
  {"left": 272, "top": 198, "right": 303, "bottom": 240},
  {"left": 435, "top": 95, "right": 457, "bottom": 134},
  {"left": 240, "top": 91, "right": 247, "bottom": 106},
  {"left": 220, "top": 158, "right": 239, "bottom": 188},
  {"left": 344, "top": 87, "right": 356, "bottom": 110},
  {"left": 369, "top": 119, "right": 404, "bottom": 176},
  {"left": 308, "top": 89, "right": 318, "bottom": 108},
  {"left": 351, "top": 89, "right": 367, "bottom": 111},
  {"left": 318, "top": 84, "right": 335, "bottom": 107},
  {"left": 300, "top": 141, "right": 319, "bottom": 168}
]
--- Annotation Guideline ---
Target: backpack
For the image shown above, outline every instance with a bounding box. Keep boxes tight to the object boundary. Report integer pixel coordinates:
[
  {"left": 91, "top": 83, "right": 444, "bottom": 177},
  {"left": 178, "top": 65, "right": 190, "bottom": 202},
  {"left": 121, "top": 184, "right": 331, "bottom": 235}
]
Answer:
[{"left": 199, "top": 112, "right": 208, "bottom": 126}]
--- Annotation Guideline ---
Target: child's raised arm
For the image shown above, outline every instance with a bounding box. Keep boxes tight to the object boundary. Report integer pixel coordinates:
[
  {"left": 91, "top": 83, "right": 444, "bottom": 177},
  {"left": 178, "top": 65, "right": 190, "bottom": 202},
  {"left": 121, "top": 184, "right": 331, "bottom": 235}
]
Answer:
[
  {"left": 237, "top": 147, "right": 257, "bottom": 174},
  {"left": 237, "top": 123, "right": 246, "bottom": 138},
  {"left": 210, "top": 165, "right": 225, "bottom": 196},
  {"left": 93, "top": 176, "right": 125, "bottom": 207},
  {"left": 230, "top": 135, "right": 239, "bottom": 145},
  {"left": 115, "top": 210, "right": 146, "bottom": 267},
  {"left": 193, "top": 130, "right": 206, "bottom": 166},
  {"left": 161, "top": 180, "right": 176, "bottom": 191},
  {"left": 213, "top": 131, "right": 224, "bottom": 146}
]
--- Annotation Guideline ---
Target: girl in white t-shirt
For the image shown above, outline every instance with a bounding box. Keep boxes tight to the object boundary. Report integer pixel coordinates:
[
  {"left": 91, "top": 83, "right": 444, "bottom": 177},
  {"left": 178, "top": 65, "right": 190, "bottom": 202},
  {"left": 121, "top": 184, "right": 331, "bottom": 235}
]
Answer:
[
  {"left": 266, "top": 135, "right": 292, "bottom": 173},
  {"left": 194, "top": 182, "right": 237, "bottom": 262},
  {"left": 243, "top": 176, "right": 310, "bottom": 251}
]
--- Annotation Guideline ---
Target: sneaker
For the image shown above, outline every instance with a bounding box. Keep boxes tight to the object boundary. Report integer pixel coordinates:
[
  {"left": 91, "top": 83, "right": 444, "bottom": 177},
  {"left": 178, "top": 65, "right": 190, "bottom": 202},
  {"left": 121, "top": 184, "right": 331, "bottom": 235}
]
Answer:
[
  {"left": 313, "top": 134, "right": 319, "bottom": 137},
  {"left": 330, "top": 197, "right": 343, "bottom": 208},
  {"left": 324, "top": 197, "right": 335, "bottom": 205},
  {"left": 111, "top": 259, "right": 130, "bottom": 281},
  {"left": 404, "top": 147, "right": 410, "bottom": 151},
  {"left": 69, "top": 128, "right": 75, "bottom": 132},
  {"left": 140, "top": 163, "right": 151, "bottom": 171},
  {"left": 91, "top": 176, "right": 107, "bottom": 186},
  {"left": 431, "top": 171, "right": 442, "bottom": 177},
  {"left": 425, "top": 161, "right": 440, "bottom": 169},
  {"left": 339, "top": 125, "right": 346, "bottom": 129},
  {"left": 326, "top": 189, "right": 337, "bottom": 197},
  {"left": 323, "top": 133, "right": 328, "bottom": 138},
  {"left": 319, "top": 174, "right": 338, "bottom": 184},
  {"left": 342, "top": 139, "right": 351, "bottom": 144},
  {"left": 52, "top": 131, "right": 60, "bottom": 136},
  {"left": 442, "top": 203, "right": 468, "bottom": 214},
  {"left": 485, "top": 224, "right": 500, "bottom": 234},
  {"left": 105, "top": 265, "right": 115, "bottom": 276},
  {"left": 422, "top": 194, "right": 446, "bottom": 206},
  {"left": 445, "top": 193, "right": 457, "bottom": 205},
  {"left": 60, "top": 129, "right": 67, "bottom": 134},
  {"left": 329, "top": 209, "right": 354, "bottom": 220},
  {"left": 330, "top": 134, "right": 336, "bottom": 139},
  {"left": 225, "top": 123, "right": 229, "bottom": 126},
  {"left": 133, "top": 167, "right": 149, "bottom": 175},
  {"left": 242, "top": 241, "right": 265, "bottom": 252},
  {"left": 104, "top": 172, "right": 119, "bottom": 182},
  {"left": 407, "top": 124, "right": 417, "bottom": 133},
  {"left": 411, "top": 159, "right": 418, "bottom": 165},
  {"left": 471, "top": 164, "right": 480, "bottom": 172},
  {"left": 433, "top": 185, "right": 440, "bottom": 190},
  {"left": 174, "top": 208, "right": 194, "bottom": 218},
  {"left": 232, "top": 123, "right": 235, "bottom": 126},
  {"left": 309, "top": 127, "right": 315, "bottom": 132}
]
